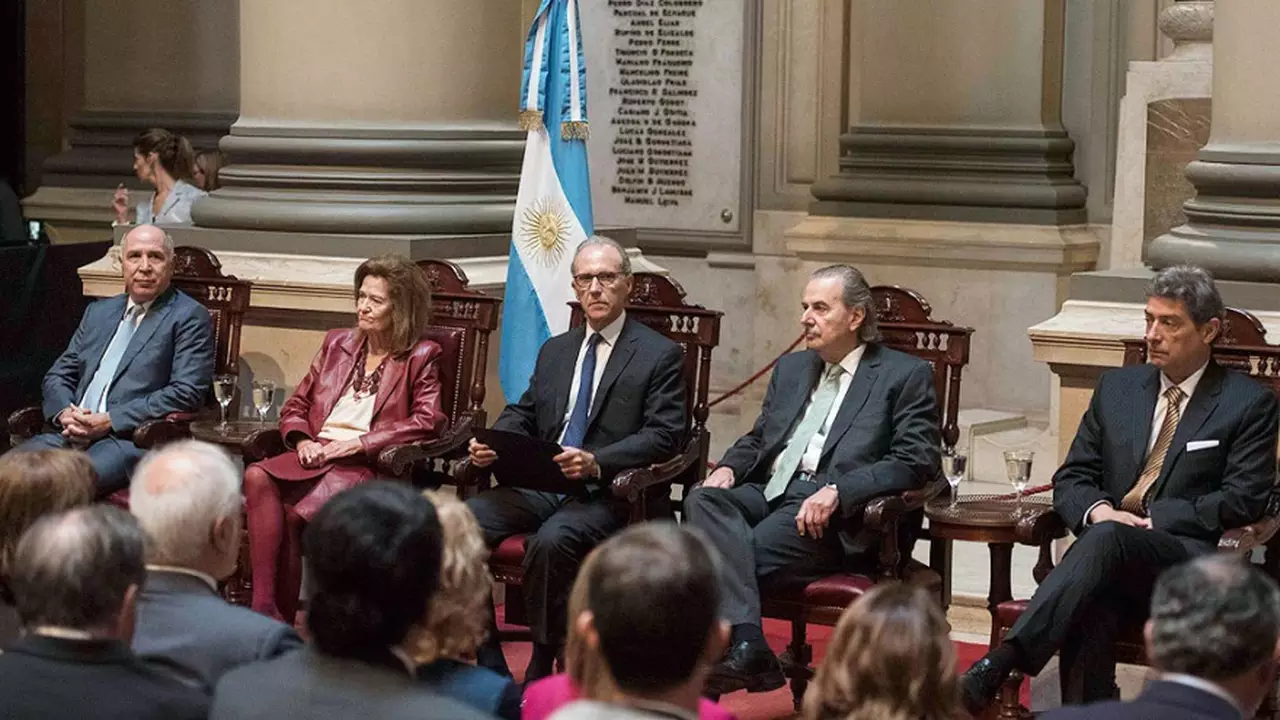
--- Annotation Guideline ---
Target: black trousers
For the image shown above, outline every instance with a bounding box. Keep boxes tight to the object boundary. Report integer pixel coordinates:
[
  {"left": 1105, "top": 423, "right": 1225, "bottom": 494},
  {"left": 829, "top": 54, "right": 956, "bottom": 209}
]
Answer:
[
  {"left": 466, "top": 487, "right": 628, "bottom": 646},
  {"left": 1004, "top": 521, "right": 1192, "bottom": 704},
  {"left": 683, "top": 477, "right": 846, "bottom": 627}
]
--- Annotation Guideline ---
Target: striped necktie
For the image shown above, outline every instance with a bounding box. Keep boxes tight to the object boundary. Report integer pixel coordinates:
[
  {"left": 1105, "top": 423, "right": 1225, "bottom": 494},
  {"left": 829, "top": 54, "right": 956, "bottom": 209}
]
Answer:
[{"left": 1121, "top": 385, "right": 1185, "bottom": 514}]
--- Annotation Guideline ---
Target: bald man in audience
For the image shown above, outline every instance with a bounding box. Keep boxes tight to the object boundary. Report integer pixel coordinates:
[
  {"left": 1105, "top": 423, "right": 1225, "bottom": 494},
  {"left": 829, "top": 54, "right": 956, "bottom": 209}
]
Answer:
[
  {"left": 129, "top": 440, "right": 301, "bottom": 693},
  {"left": 0, "top": 506, "right": 208, "bottom": 719},
  {"left": 12, "top": 224, "right": 215, "bottom": 496}
]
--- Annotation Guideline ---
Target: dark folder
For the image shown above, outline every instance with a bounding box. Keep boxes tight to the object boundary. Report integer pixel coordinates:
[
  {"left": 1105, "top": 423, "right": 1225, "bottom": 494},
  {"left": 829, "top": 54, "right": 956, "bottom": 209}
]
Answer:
[{"left": 473, "top": 428, "right": 585, "bottom": 496}]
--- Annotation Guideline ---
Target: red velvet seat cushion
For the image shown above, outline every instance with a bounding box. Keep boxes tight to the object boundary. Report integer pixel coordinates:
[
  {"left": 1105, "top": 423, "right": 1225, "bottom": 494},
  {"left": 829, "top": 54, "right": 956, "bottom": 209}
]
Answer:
[
  {"left": 491, "top": 534, "right": 528, "bottom": 567},
  {"left": 107, "top": 489, "right": 130, "bottom": 510},
  {"left": 768, "top": 560, "right": 942, "bottom": 609},
  {"left": 995, "top": 599, "right": 1029, "bottom": 629}
]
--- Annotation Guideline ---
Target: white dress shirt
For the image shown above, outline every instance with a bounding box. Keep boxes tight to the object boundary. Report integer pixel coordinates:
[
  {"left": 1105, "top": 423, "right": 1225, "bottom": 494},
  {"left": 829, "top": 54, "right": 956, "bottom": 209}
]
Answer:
[
  {"left": 1086, "top": 359, "right": 1209, "bottom": 523},
  {"left": 770, "top": 344, "right": 867, "bottom": 477},
  {"left": 1161, "top": 673, "right": 1244, "bottom": 718},
  {"left": 558, "top": 311, "right": 627, "bottom": 444}
]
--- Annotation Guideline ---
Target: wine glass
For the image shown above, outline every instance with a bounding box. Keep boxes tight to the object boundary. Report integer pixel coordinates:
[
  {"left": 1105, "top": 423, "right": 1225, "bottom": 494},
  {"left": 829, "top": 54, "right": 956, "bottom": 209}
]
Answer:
[
  {"left": 213, "top": 374, "right": 237, "bottom": 433},
  {"left": 252, "top": 380, "right": 276, "bottom": 425},
  {"left": 942, "top": 450, "right": 967, "bottom": 510},
  {"left": 1004, "top": 449, "right": 1034, "bottom": 515}
]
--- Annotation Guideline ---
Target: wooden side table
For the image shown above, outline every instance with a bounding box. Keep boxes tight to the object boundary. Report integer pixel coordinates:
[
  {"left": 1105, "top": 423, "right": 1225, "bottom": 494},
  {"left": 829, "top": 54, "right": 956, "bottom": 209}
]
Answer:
[{"left": 925, "top": 494, "right": 1065, "bottom": 632}]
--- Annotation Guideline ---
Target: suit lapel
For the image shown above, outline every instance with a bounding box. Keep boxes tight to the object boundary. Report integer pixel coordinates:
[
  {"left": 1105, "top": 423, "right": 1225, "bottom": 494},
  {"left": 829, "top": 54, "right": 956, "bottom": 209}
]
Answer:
[
  {"left": 819, "top": 344, "right": 881, "bottom": 465},
  {"left": 370, "top": 350, "right": 408, "bottom": 420},
  {"left": 1151, "top": 362, "right": 1223, "bottom": 500},
  {"left": 81, "top": 296, "right": 129, "bottom": 389},
  {"left": 586, "top": 321, "right": 638, "bottom": 429},
  {"left": 1130, "top": 367, "right": 1161, "bottom": 474},
  {"left": 110, "top": 290, "right": 175, "bottom": 386},
  {"left": 551, "top": 326, "right": 587, "bottom": 432},
  {"left": 318, "top": 333, "right": 361, "bottom": 419}
]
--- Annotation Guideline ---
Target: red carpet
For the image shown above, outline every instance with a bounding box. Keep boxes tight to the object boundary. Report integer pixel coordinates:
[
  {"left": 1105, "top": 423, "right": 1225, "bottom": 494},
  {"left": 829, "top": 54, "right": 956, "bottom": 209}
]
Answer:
[{"left": 497, "top": 608, "right": 1028, "bottom": 720}]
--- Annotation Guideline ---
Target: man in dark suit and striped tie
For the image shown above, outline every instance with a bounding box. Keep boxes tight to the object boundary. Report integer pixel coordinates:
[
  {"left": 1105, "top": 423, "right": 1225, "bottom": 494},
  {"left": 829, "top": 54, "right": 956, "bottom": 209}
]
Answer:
[
  {"left": 962, "top": 266, "right": 1280, "bottom": 712},
  {"left": 465, "top": 236, "right": 687, "bottom": 682}
]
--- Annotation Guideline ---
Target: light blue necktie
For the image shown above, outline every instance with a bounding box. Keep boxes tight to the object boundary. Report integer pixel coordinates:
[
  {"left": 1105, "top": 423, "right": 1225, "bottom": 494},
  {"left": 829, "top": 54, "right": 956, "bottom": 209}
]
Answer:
[
  {"left": 561, "top": 333, "right": 602, "bottom": 448},
  {"left": 81, "top": 305, "right": 142, "bottom": 413},
  {"left": 764, "top": 364, "right": 844, "bottom": 501}
]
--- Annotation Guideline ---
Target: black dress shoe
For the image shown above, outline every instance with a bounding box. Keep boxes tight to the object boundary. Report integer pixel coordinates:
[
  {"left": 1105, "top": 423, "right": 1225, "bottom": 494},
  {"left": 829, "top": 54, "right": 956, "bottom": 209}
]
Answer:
[
  {"left": 705, "top": 639, "right": 785, "bottom": 695},
  {"left": 960, "top": 657, "right": 1010, "bottom": 716}
]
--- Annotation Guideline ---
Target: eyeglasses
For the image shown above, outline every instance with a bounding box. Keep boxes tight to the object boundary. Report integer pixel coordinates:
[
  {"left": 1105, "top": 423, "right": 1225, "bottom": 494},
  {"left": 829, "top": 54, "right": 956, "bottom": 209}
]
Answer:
[{"left": 572, "top": 272, "right": 626, "bottom": 290}]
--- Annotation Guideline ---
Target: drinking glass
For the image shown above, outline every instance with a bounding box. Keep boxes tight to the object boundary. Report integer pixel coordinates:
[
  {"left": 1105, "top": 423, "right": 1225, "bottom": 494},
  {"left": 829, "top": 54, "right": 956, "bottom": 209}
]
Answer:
[
  {"left": 1003, "top": 449, "right": 1034, "bottom": 514},
  {"left": 942, "top": 450, "right": 967, "bottom": 510},
  {"left": 252, "top": 380, "right": 276, "bottom": 425},
  {"left": 213, "top": 374, "right": 237, "bottom": 433}
]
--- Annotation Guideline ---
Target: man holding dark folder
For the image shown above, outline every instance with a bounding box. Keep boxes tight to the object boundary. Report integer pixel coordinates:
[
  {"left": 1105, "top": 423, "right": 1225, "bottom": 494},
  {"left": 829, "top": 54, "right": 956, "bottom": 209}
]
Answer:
[{"left": 467, "top": 236, "right": 687, "bottom": 682}]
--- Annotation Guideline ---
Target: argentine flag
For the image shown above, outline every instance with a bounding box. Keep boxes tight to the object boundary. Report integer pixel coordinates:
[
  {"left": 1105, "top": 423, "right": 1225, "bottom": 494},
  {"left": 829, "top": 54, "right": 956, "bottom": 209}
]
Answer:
[{"left": 500, "top": 0, "right": 594, "bottom": 403}]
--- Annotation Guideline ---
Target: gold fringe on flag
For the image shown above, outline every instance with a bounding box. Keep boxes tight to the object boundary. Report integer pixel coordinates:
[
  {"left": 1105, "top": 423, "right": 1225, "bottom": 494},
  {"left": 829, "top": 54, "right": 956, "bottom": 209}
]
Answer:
[
  {"left": 561, "top": 121, "right": 589, "bottom": 140},
  {"left": 519, "top": 110, "right": 544, "bottom": 131}
]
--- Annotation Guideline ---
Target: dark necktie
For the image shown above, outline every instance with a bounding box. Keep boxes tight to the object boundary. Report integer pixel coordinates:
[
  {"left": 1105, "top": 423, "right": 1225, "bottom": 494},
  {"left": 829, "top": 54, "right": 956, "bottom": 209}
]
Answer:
[{"left": 561, "top": 333, "right": 603, "bottom": 448}]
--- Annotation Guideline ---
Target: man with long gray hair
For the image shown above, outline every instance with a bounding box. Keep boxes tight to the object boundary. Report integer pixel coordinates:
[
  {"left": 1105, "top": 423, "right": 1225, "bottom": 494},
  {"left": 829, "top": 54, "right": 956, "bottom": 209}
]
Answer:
[
  {"left": 963, "top": 265, "right": 1280, "bottom": 712},
  {"left": 0, "top": 506, "right": 208, "bottom": 719},
  {"left": 1044, "top": 555, "right": 1280, "bottom": 719},
  {"left": 129, "top": 440, "right": 301, "bottom": 693},
  {"left": 684, "top": 263, "right": 941, "bottom": 694}
]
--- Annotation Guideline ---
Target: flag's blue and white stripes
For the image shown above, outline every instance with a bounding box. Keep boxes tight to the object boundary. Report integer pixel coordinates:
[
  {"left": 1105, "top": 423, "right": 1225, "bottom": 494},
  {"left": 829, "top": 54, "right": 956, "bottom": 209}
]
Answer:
[{"left": 501, "top": 0, "right": 593, "bottom": 403}]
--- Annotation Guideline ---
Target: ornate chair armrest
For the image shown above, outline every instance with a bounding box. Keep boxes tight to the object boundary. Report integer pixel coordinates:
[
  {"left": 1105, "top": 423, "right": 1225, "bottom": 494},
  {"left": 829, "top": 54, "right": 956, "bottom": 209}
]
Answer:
[
  {"left": 1013, "top": 505, "right": 1067, "bottom": 546},
  {"left": 242, "top": 428, "right": 287, "bottom": 463},
  {"left": 864, "top": 477, "right": 944, "bottom": 533},
  {"left": 375, "top": 415, "right": 476, "bottom": 477},
  {"left": 1219, "top": 515, "right": 1280, "bottom": 555},
  {"left": 611, "top": 440, "right": 698, "bottom": 503},
  {"left": 7, "top": 405, "right": 45, "bottom": 444},
  {"left": 134, "top": 412, "right": 200, "bottom": 449},
  {"left": 450, "top": 456, "right": 491, "bottom": 494}
]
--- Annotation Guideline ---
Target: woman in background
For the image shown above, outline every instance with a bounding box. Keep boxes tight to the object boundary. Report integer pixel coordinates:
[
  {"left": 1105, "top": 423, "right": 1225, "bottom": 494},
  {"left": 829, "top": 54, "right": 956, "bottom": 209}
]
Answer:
[
  {"left": 193, "top": 149, "right": 227, "bottom": 192},
  {"left": 405, "top": 491, "right": 520, "bottom": 719},
  {"left": 111, "top": 128, "right": 205, "bottom": 225},
  {"left": 802, "top": 583, "right": 962, "bottom": 720},
  {"left": 0, "top": 449, "right": 96, "bottom": 648}
]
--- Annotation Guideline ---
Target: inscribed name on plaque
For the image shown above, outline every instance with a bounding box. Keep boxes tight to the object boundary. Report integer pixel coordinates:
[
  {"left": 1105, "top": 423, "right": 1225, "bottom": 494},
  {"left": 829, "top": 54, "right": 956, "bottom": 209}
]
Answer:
[{"left": 582, "top": 0, "right": 744, "bottom": 234}]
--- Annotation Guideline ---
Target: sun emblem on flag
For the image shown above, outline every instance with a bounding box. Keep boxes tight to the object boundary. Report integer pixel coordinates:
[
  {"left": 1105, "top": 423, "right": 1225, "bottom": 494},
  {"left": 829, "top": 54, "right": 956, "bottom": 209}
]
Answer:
[{"left": 519, "top": 196, "right": 572, "bottom": 268}]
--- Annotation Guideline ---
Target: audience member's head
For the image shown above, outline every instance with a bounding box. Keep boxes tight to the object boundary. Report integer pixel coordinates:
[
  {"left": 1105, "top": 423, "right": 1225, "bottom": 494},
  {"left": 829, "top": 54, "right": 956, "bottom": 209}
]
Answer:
[
  {"left": 1147, "top": 555, "right": 1280, "bottom": 715},
  {"left": 11, "top": 506, "right": 147, "bottom": 641},
  {"left": 132, "top": 128, "right": 195, "bottom": 185},
  {"left": 0, "top": 449, "right": 95, "bottom": 583},
  {"left": 353, "top": 254, "right": 434, "bottom": 355},
  {"left": 121, "top": 224, "right": 175, "bottom": 304},
  {"left": 402, "top": 490, "right": 492, "bottom": 665},
  {"left": 192, "top": 149, "right": 227, "bottom": 191},
  {"left": 303, "top": 481, "right": 443, "bottom": 661},
  {"left": 575, "top": 523, "right": 727, "bottom": 705},
  {"left": 563, "top": 542, "right": 614, "bottom": 699},
  {"left": 129, "top": 440, "right": 242, "bottom": 581},
  {"left": 1144, "top": 264, "right": 1224, "bottom": 381},
  {"left": 802, "top": 583, "right": 960, "bottom": 720}
]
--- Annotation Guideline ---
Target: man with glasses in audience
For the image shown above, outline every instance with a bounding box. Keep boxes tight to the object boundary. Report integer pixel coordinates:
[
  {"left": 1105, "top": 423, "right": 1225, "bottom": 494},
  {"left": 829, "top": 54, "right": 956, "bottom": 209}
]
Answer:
[{"left": 467, "top": 235, "right": 687, "bottom": 682}]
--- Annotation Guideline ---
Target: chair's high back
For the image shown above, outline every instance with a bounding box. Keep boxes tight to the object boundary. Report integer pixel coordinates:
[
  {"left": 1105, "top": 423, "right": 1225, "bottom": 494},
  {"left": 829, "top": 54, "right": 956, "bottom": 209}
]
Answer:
[
  {"left": 870, "top": 286, "right": 974, "bottom": 452},
  {"left": 1123, "top": 307, "right": 1280, "bottom": 394},
  {"left": 569, "top": 272, "right": 722, "bottom": 489},
  {"left": 416, "top": 259, "right": 501, "bottom": 431},
  {"left": 170, "top": 246, "right": 251, "bottom": 378}
]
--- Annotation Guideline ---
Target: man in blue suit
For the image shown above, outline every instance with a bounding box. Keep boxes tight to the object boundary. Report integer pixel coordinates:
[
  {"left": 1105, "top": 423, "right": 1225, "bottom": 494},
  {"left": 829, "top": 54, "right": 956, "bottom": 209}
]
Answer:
[{"left": 15, "top": 224, "right": 215, "bottom": 496}]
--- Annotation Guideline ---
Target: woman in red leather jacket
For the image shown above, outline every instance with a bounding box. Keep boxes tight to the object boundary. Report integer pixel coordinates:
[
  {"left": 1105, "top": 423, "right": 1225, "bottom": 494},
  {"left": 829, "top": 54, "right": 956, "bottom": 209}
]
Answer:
[{"left": 243, "top": 255, "right": 447, "bottom": 619}]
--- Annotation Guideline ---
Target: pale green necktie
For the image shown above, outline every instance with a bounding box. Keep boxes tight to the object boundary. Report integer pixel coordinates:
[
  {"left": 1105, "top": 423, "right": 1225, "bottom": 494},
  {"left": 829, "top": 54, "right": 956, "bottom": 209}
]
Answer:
[{"left": 764, "top": 363, "right": 844, "bottom": 501}]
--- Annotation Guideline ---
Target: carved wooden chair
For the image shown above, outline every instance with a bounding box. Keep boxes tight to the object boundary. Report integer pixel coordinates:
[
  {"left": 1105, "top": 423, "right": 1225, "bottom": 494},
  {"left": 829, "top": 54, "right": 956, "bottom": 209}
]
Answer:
[
  {"left": 760, "top": 286, "right": 974, "bottom": 709},
  {"left": 991, "top": 307, "right": 1280, "bottom": 720},
  {"left": 6, "top": 245, "right": 251, "bottom": 452},
  {"left": 229, "top": 259, "right": 501, "bottom": 611},
  {"left": 456, "top": 272, "right": 722, "bottom": 637}
]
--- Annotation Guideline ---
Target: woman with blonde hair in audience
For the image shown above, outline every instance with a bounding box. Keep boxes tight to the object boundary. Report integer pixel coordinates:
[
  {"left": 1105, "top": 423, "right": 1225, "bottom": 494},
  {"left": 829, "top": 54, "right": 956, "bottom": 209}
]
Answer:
[
  {"left": 802, "top": 583, "right": 962, "bottom": 720},
  {"left": 193, "top": 149, "right": 227, "bottom": 192},
  {"left": 0, "top": 449, "right": 96, "bottom": 648},
  {"left": 111, "top": 128, "right": 206, "bottom": 225},
  {"left": 522, "top": 547, "right": 737, "bottom": 720},
  {"left": 404, "top": 490, "right": 520, "bottom": 719}
]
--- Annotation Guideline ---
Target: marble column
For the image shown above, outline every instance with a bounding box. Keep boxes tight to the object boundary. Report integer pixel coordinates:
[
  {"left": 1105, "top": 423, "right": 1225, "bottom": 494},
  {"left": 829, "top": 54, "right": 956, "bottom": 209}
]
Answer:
[
  {"left": 1147, "top": 0, "right": 1280, "bottom": 281},
  {"left": 22, "top": 0, "right": 239, "bottom": 243},
  {"left": 189, "top": 0, "right": 526, "bottom": 257},
  {"left": 809, "top": 0, "right": 1086, "bottom": 224}
]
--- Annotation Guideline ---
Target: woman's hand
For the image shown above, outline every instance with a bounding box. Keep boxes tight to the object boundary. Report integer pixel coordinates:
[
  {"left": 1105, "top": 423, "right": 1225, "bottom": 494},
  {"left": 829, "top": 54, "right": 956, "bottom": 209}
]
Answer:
[
  {"left": 320, "top": 438, "right": 363, "bottom": 462},
  {"left": 296, "top": 439, "right": 326, "bottom": 468},
  {"left": 112, "top": 184, "right": 130, "bottom": 224}
]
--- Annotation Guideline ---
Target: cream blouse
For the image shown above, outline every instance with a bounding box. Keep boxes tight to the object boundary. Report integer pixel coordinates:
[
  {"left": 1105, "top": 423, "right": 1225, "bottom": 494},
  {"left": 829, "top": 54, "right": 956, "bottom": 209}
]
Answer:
[{"left": 317, "top": 387, "right": 376, "bottom": 442}]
